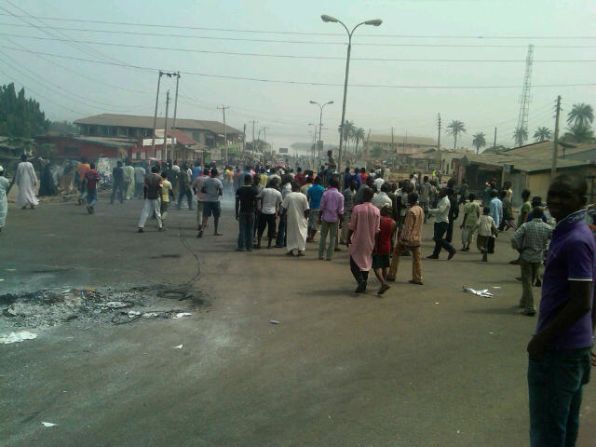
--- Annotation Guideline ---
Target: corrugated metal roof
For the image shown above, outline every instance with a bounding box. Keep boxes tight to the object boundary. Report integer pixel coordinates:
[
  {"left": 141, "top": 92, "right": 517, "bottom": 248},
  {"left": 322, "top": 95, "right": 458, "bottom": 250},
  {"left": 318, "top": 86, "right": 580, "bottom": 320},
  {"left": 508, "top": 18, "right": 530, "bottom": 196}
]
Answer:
[
  {"left": 74, "top": 113, "right": 242, "bottom": 135},
  {"left": 368, "top": 134, "right": 436, "bottom": 146}
]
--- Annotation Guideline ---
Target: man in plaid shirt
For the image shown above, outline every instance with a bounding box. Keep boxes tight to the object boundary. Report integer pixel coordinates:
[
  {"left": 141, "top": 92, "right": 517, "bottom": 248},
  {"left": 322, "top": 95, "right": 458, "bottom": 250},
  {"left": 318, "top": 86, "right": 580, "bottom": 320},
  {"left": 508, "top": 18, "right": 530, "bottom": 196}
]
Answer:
[{"left": 512, "top": 207, "right": 553, "bottom": 315}]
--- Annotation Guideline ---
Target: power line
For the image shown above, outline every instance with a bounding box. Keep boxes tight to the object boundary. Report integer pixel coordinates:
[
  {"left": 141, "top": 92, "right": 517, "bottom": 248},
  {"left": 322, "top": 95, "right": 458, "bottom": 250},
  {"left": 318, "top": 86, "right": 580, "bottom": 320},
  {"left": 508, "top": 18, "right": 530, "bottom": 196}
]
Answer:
[
  {"left": 4, "top": 34, "right": 596, "bottom": 63},
  {"left": 1, "top": 12, "right": 595, "bottom": 40},
  {"left": 2, "top": 46, "right": 594, "bottom": 90},
  {"left": 1, "top": 22, "right": 595, "bottom": 49}
]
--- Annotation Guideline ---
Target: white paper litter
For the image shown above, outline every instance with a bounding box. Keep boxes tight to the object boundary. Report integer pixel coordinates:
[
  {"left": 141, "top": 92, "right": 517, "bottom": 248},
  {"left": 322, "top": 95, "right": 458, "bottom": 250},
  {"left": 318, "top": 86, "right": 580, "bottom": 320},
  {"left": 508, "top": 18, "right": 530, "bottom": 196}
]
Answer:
[
  {"left": 106, "top": 302, "right": 130, "bottom": 309},
  {"left": 270, "top": 320, "right": 280, "bottom": 325},
  {"left": 41, "top": 422, "right": 57, "bottom": 427},
  {"left": 0, "top": 331, "right": 38, "bottom": 344},
  {"left": 173, "top": 344, "right": 183, "bottom": 349},
  {"left": 127, "top": 311, "right": 142, "bottom": 317},
  {"left": 174, "top": 312, "right": 192, "bottom": 319},
  {"left": 463, "top": 287, "right": 495, "bottom": 298}
]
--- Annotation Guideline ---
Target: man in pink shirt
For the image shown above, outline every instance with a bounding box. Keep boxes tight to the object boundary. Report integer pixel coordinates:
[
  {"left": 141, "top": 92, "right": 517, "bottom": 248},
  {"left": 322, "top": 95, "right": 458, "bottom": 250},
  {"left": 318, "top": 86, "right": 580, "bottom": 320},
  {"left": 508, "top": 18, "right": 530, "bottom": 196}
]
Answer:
[
  {"left": 318, "top": 178, "right": 344, "bottom": 261},
  {"left": 347, "top": 188, "right": 380, "bottom": 293}
]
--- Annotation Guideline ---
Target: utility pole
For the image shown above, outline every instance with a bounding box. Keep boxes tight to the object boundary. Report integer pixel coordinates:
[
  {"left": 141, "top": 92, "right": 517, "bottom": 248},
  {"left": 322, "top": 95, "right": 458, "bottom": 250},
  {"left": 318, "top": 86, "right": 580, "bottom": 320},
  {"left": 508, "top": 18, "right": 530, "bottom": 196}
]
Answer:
[
  {"left": 262, "top": 127, "right": 268, "bottom": 151},
  {"left": 437, "top": 113, "right": 442, "bottom": 151},
  {"left": 493, "top": 127, "right": 497, "bottom": 148},
  {"left": 171, "top": 72, "right": 180, "bottom": 134},
  {"left": 250, "top": 120, "right": 258, "bottom": 151},
  {"left": 163, "top": 90, "right": 170, "bottom": 161},
  {"left": 151, "top": 70, "right": 163, "bottom": 155},
  {"left": 242, "top": 124, "right": 246, "bottom": 153},
  {"left": 217, "top": 105, "right": 230, "bottom": 162},
  {"left": 391, "top": 126, "right": 395, "bottom": 156},
  {"left": 551, "top": 95, "right": 562, "bottom": 179}
]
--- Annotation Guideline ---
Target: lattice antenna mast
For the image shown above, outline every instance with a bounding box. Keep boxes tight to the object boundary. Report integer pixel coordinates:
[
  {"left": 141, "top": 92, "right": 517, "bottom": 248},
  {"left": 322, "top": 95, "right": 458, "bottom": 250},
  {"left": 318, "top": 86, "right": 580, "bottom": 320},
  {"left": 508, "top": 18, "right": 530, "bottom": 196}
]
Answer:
[{"left": 514, "top": 44, "right": 534, "bottom": 146}]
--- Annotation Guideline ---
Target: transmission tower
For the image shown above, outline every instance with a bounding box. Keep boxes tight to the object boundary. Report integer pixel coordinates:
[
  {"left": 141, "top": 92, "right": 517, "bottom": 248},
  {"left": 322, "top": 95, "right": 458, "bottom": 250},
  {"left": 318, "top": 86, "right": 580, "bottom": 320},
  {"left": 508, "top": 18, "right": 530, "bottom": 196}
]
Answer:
[{"left": 514, "top": 44, "right": 534, "bottom": 147}]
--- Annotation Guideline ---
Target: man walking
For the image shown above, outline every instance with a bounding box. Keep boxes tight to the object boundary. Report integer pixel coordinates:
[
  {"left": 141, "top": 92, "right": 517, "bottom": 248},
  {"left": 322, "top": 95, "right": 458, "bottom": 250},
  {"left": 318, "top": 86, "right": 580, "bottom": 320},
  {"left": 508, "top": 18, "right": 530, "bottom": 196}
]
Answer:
[
  {"left": 373, "top": 205, "right": 396, "bottom": 295},
  {"left": 133, "top": 164, "right": 146, "bottom": 199},
  {"left": 123, "top": 161, "right": 135, "bottom": 200},
  {"left": 282, "top": 182, "right": 310, "bottom": 257},
  {"left": 11, "top": 154, "right": 39, "bottom": 210},
  {"left": 235, "top": 174, "right": 259, "bottom": 251},
  {"left": 318, "top": 178, "right": 344, "bottom": 261},
  {"left": 256, "top": 179, "right": 282, "bottom": 249},
  {"left": 489, "top": 189, "right": 503, "bottom": 230},
  {"left": 199, "top": 168, "right": 223, "bottom": 237},
  {"left": 83, "top": 162, "right": 100, "bottom": 214},
  {"left": 192, "top": 170, "right": 208, "bottom": 237},
  {"left": 512, "top": 206, "right": 552, "bottom": 316},
  {"left": 387, "top": 192, "right": 424, "bottom": 284},
  {"left": 306, "top": 176, "right": 325, "bottom": 242},
  {"left": 110, "top": 161, "right": 125, "bottom": 205},
  {"left": 460, "top": 193, "right": 480, "bottom": 251},
  {"left": 527, "top": 174, "right": 595, "bottom": 447},
  {"left": 419, "top": 176, "right": 432, "bottom": 223},
  {"left": 137, "top": 165, "right": 163, "bottom": 232},
  {"left": 347, "top": 188, "right": 380, "bottom": 293},
  {"left": 177, "top": 163, "right": 193, "bottom": 210},
  {"left": 427, "top": 188, "right": 456, "bottom": 260},
  {"left": 340, "top": 179, "right": 356, "bottom": 245},
  {"left": 160, "top": 171, "right": 172, "bottom": 229}
]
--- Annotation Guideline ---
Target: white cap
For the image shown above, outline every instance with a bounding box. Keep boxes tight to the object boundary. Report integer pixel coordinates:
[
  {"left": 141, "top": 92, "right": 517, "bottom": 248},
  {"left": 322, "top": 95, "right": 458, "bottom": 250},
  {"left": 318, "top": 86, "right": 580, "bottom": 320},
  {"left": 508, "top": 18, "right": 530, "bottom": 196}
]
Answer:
[{"left": 0, "top": 165, "right": 4, "bottom": 173}]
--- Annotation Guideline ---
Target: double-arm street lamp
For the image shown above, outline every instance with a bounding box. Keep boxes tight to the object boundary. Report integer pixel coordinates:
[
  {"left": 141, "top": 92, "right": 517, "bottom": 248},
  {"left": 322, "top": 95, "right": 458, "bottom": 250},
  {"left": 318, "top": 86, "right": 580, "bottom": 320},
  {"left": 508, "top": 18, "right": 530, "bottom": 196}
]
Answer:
[
  {"left": 309, "top": 100, "right": 334, "bottom": 161},
  {"left": 321, "top": 14, "right": 382, "bottom": 181}
]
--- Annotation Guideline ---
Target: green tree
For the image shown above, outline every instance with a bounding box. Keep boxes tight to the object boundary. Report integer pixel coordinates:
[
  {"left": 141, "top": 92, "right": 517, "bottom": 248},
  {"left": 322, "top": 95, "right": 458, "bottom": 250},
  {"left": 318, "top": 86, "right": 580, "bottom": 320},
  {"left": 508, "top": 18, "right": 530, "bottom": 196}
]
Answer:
[
  {"left": 0, "top": 83, "right": 50, "bottom": 137},
  {"left": 370, "top": 145, "right": 383, "bottom": 159},
  {"left": 472, "top": 132, "right": 486, "bottom": 154},
  {"left": 353, "top": 127, "right": 365, "bottom": 155},
  {"left": 447, "top": 120, "right": 466, "bottom": 149},
  {"left": 339, "top": 120, "right": 355, "bottom": 151},
  {"left": 563, "top": 124, "right": 594, "bottom": 143},
  {"left": 513, "top": 127, "right": 528, "bottom": 147},
  {"left": 567, "top": 103, "right": 594, "bottom": 128},
  {"left": 533, "top": 126, "right": 552, "bottom": 142}
]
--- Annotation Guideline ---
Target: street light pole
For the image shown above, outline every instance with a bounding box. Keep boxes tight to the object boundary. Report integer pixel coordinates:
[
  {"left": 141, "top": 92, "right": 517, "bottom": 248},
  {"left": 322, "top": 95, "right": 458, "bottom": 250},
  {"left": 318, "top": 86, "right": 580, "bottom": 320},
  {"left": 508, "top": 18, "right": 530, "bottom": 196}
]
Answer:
[
  {"left": 309, "top": 100, "right": 334, "bottom": 162},
  {"left": 321, "top": 15, "right": 382, "bottom": 185}
]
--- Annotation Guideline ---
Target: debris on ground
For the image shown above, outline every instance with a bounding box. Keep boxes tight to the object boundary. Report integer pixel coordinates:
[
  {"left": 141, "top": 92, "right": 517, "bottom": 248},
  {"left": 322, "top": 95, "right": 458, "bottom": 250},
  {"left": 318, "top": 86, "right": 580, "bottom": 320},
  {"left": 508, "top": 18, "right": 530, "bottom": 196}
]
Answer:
[
  {"left": 269, "top": 320, "right": 280, "bottom": 325},
  {"left": 41, "top": 422, "right": 57, "bottom": 427},
  {"left": 0, "top": 285, "right": 208, "bottom": 330},
  {"left": 0, "top": 330, "right": 38, "bottom": 344},
  {"left": 463, "top": 287, "right": 495, "bottom": 298},
  {"left": 174, "top": 344, "right": 184, "bottom": 349}
]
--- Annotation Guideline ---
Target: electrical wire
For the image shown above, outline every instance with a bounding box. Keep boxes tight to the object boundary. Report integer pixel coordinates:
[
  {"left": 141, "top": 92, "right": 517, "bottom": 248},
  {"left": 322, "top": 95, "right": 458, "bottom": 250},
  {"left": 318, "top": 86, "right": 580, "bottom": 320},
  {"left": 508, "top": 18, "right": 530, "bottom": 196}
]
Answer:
[
  {"left": 4, "top": 33, "right": 596, "bottom": 63},
  {"left": 2, "top": 45, "right": 595, "bottom": 90},
  {"left": 1, "top": 22, "right": 595, "bottom": 49},
  {"left": 0, "top": 12, "right": 595, "bottom": 40}
]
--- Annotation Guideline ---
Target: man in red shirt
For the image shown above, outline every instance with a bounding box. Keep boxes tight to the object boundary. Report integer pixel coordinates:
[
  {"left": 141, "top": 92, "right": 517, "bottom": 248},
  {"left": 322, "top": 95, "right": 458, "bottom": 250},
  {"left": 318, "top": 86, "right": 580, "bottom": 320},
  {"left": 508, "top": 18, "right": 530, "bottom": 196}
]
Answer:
[
  {"left": 373, "top": 205, "right": 396, "bottom": 295},
  {"left": 83, "top": 162, "right": 100, "bottom": 214}
]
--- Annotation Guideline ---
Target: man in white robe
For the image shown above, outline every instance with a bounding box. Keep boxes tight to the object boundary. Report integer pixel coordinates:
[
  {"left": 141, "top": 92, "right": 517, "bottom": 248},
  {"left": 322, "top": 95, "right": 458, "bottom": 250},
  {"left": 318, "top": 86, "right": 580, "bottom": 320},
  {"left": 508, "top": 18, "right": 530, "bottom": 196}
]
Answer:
[
  {"left": 11, "top": 154, "right": 39, "bottom": 209},
  {"left": 282, "top": 183, "right": 310, "bottom": 256}
]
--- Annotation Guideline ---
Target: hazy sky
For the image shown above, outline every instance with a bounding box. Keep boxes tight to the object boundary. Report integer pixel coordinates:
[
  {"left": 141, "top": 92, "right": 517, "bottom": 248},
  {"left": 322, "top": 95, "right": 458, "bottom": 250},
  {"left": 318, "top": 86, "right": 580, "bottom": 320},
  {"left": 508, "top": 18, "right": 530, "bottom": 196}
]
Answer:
[{"left": 1, "top": 0, "right": 595, "bottom": 151}]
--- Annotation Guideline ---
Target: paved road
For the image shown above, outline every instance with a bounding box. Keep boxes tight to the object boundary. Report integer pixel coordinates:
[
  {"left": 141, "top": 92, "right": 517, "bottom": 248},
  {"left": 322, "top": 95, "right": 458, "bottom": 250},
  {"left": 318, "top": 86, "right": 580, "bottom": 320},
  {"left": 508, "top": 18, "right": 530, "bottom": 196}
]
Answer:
[{"left": 1, "top": 195, "right": 594, "bottom": 446}]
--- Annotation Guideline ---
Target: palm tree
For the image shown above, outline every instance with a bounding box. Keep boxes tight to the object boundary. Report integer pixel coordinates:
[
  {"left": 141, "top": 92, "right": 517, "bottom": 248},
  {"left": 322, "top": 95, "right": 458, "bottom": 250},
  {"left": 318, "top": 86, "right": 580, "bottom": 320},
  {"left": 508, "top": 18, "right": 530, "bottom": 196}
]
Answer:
[
  {"left": 447, "top": 120, "right": 466, "bottom": 149},
  {"left": 472, "top": 132, "right": 486, "bottom": 154},
  {"left": 353, "top": 127, "right": 365, "bottom": 155},
  {"left": 338, "top": 120, "right": 355, "bottom": 151},
  {"left": 567, "top": 103, "right": 594, "bottom": 128},
  {"left": 563, "top": 124, "right": 594, "bottom": 143},
  {"left": 533, "top": 127, "right": 552, "bottom": 142},
  {"left": 513, "top": 127, "right": 528, "bottom": 147}
]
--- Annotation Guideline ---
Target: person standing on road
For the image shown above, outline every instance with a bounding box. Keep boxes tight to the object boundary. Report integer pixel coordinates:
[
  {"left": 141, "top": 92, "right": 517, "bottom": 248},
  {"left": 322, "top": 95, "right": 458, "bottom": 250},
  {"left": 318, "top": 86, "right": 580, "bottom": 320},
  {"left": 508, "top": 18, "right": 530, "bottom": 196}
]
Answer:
[
  {"left": 123, "top": 161, "right": 135, "bottom": 200},
  {"left": 347, "top": 188, "right": 380, "bottom": 293},
  {"left": 445, "top": 179, "right": 459, "bottom": 243},
  {"left": 192, "top": 170, "right": 208, "bottom": 237},
  {"left": 282, "top": 182, "right": 310, "bottom": 257},
  {"left": 306, "top": 176, "right": 325, "bottom": 242},
  {"left": 133, "top": 164, "right": 146, "bottom": 199},
  {"left": 318, "top": 178, "right": 344, "bottom": 261},
  {"left": 82, "top": 162, "right": 100, "bottom": 214},
  {"left": 526, "top": 174, "right": 595, "bottom": 447},
  {"left": 235, "top": 174, "right": 259, "bottom": 252},
  {"left": 511, "top": 206, "right": 552, "bottom": 316},
  {"left": 76, "top": 158, "right": 90, "bottom": 205},
  {"left": 0, "top": 165, "right": 9, "bottom": 232},
  {"left": 137, "top": 165, "right": 163, "bottom": 233},
  {"left": 110, "top": 161, "right": 125, "bottom": 205},
  {"left": 387, "top": 192, "right": 424, "bottom": 285},
  {"left": 427, "top": 188, "right": 456, "bottom": 260},
  {"left": 10, "top": 154, "right": 39, "bottom": 210},
  {"left": 256, "top": 178, "right": 282, "bottom": 249},
  {"left": 199, "top": 168, "right": 224, "bottom": 238},
  {"left": 160, "top": 172, "right": 172, "bottom": 229},
  {"left": 475, "top": 207, "right": 498, "bottom": 261},
  {"left": 489, "top": 189, "right": 503, "bottom": 230},
  {"left": 419, "top": 176, "right": 432, "bottom": 223},
  {"left": 373, "top": 205, "right": 396, "bottom": 295},
  {"left": 340, "top": 179, "right": 356, "bottom": 245},
  {"left": 177, "top": 163, "right": 193, "bottom": 210},
  {"left": 460, "top": 193, "right": 480, "bottom": 251}
]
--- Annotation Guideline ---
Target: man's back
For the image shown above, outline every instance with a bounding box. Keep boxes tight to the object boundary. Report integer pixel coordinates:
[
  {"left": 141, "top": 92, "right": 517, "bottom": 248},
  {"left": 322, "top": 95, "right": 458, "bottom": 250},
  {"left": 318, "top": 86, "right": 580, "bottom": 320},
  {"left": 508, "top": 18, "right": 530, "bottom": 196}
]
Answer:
[
  {"left": 204, "top": 177, "right": 223, "bottom": 202},
  {"left": 307, "top": 184, "right": 324, "bottom": 209}
]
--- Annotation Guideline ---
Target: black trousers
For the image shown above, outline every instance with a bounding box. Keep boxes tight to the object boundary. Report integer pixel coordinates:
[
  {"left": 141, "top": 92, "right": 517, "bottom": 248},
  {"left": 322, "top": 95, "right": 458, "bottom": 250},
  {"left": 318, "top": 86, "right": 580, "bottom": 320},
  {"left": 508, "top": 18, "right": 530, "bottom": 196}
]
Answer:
[
  {"left": 432, "top": 222, "right": 455, "bottom": 257},
  {"left": 258, "top": 212, "right": 277, "bottom": 241},
  {"left": 350, "top": 256, "right": 369, "bottom": 284}
]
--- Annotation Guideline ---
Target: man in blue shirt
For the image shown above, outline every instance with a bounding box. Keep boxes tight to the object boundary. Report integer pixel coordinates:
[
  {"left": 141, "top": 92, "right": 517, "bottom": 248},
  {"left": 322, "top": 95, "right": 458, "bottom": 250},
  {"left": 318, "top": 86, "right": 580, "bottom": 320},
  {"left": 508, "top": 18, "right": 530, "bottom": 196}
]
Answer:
[
  {"left": 488, "top": 189, "right": 503, "bottom": 229},
  {"left": 306, "top": 176, "right": 325, "bottom": 242},
  {"left": 527, "top": 174, "right": 595, "bottom": 447}
]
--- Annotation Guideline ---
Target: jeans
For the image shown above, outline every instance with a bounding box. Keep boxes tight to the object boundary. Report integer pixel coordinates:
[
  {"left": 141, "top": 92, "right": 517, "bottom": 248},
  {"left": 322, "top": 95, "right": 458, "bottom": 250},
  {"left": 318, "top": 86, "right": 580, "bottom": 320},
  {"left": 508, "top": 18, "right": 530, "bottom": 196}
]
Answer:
[
  {"left": 432, "top": 222, "right": 455, "bottom": 257},
  {"left": 110, "top": 181, "right": 124, "bottom": 204},
  {"left": 318, "top": 220, "right": 338, "bottom": 260},
  {"left": 520, "top": 260, "right": 540, "bottom": 311},
  {"left": 350, "top": 256, "right": 369, "bottom": 285},
  {"left": 86, "top": 189, "right": 97, "bottom": 207},
  {"left": 258, "top": 212, "right": 277, "bottom": 243},
  {"left": 276, "top": 213, "right": 287, "bottom": 247},
  {"left": 177, "top": 188, "right": 193, "bottom": 210},
  {"left": 237, "top": 213, "right": 254, "bottom": 250},
  {"left": 528, "top": 348, "right": 591, "bottom": 447}
]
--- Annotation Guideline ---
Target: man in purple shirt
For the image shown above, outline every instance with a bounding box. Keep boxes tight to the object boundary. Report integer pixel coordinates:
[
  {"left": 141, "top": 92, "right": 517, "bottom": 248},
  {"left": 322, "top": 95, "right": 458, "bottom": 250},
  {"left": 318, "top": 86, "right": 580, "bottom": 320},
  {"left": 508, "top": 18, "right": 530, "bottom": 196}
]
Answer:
[
  {"left": 318, "top": 178, "right": 344, "bottom": 261},
  {"left": 527, "top": 174, "right": 595, "bottom": 447}
]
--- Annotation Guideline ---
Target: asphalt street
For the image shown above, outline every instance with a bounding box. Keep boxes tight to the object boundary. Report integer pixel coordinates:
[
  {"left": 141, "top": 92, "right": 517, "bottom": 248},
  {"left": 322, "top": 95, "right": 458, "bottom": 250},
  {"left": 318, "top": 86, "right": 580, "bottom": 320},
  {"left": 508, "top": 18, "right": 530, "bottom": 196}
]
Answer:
[{"left": 1, "top": 194, "right": 594, "bottom": 447}]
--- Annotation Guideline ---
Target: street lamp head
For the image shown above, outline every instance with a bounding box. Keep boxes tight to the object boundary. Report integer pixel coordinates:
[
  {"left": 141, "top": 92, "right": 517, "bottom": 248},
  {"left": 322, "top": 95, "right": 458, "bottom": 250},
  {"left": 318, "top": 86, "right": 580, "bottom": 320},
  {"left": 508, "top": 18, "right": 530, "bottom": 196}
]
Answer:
[
  {"left": 364, "top": 19, "right": 383, "bottom": 26},
  {"left": 327, "top": 101, "right": 334, "bottom": 105},
  {"left": 321, "top": 14, "right": 339, "bottom": 23},
  {"left": 309, "top": 100, "right": 317, "bottom": 104}
]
